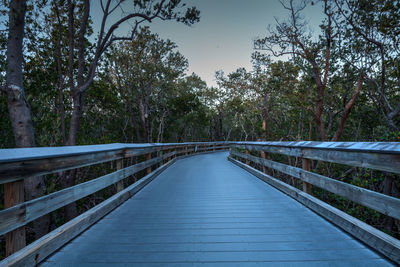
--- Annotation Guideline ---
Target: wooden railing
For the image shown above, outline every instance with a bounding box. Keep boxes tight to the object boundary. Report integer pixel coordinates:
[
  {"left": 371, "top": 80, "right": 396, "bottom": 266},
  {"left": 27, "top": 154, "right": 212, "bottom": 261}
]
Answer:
[
  {"left": 228, "top": 141, "right": 400, "bottom": 263},
  {"left": 0, "top": 142, "right": 229, "bottom": 266},
  {"left": 1, "top": 141, "right": 399, "bottom": 265}
]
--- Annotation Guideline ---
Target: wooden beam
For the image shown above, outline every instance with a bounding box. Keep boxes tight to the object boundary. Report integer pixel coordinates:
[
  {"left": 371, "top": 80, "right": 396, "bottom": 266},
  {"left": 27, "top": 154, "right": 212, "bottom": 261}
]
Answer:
[
  {"left": 146, "top": 153, "right": 152, "bottom": 174},
  {"left": 302, "top": 158, "right": 312, "bottom": 195},
  {"left": 231, "top": 150, "right": 400, "bottom": 220},
  {"left": 116, "top": 159, "right": 124, "bottom": 192},
  {"left": 233, "top": 144, "right": 400, "bottom": 174},
  {"left": 260, "top": 151, "right": 268, "bottom": 174},
  {"left": 0, "top": 147, "right": 158, "bottom": 184},
  {"left": 4, "top": 180, "right": 25, "bottom": 256},
  {"left": 0, "top": 155, "right": 165, "bottom": 236}
]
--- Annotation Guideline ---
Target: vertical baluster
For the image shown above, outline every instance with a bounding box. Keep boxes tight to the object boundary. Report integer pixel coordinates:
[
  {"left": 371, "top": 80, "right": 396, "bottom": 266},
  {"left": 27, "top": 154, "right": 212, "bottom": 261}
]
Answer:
[
  {"left": 116, "top": 159, "right": 124, "bottom": 192},
  {"left": 260, "top": 151, "right": 269, "bottom": 174},
  {"left": 302, "top": 158, "right": 312, "bottom": 194},
  {"left": 4, "top": 180, "right": 26, "bottom": 256},
  {"left": 146, "top": 153, "right": 152, "bottom": 174}
]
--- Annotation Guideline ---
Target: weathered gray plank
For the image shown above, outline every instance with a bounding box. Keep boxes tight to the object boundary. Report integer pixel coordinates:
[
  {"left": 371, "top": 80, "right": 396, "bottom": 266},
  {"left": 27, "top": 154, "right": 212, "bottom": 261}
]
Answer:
[
  {"left": 0, "top": 148, "right": 157, "bottom": 184},
  {"left": 233, "top": 143, "right": 400, "bottom": 174},
  {"left": 231, "top": 150, "right": 400, "bottom": 220},
  {"left": 0, "top": 158, "right": 175, "bottom": 267},
  {"left": 232, "top": 141, "right": 400, "bottom": 153},
  {"left": 229, "top": 156, "right": 400, "bottom": 264},
  {"left": 0, "top": 142, "right": 226, "bottom": 184}
]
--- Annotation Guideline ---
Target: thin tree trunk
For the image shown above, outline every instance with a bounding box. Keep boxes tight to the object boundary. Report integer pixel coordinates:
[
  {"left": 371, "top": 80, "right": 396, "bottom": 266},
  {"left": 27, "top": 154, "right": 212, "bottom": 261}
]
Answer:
[
  {"left": 331, "top": 73, "right": 363, "bottom": 141},
  {"left": 6, "top": 0, "right": 49, "bottom": 245},
  {"left": 6, "top": 0, "right": 33, "bottom": 148},
  {"left": 262, "top": 95, "right": 268, "bottom": 140}
]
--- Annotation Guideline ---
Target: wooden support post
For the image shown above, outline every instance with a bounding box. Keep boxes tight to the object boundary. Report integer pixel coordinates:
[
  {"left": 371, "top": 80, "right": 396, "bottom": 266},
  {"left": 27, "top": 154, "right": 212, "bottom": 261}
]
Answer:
[
  {"left": 302, "top": 158, "right": 312, "bottom": 195},
  {"left": 185, "top": 145, "right": 188, "bottom": 155},
  {"left": 246, "top": 149, "right": 250, "bottom": 165},
  {"left": 260, "top": 151, "right": 269, "bottom": 174},
  {"left": 146, "top": 153, "right": 152, "bottom": 174},
  {"left": 159, "top": 150, "right": 163, "bottom": 167},
  {"left": 116, "top": 159, "right": 124, "bottom": 192},
  {"left": 5, "top": 180, "right": 26, "bottom": 256}
]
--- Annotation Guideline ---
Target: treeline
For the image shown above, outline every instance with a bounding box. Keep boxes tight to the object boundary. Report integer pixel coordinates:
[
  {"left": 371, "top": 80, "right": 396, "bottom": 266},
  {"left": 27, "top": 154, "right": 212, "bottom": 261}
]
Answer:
[
  {"left": 0, "top": 0, "right": 399, "bottom": 245},
  {"left": 1, "top": 0, "right": 400, "bottom": 149}
]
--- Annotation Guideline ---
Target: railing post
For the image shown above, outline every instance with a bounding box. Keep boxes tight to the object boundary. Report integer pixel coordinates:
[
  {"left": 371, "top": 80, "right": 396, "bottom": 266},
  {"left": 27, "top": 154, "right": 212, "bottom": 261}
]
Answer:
[
  {"left": 246, "top": 149, "right": 250, "bottom": 165},
  {"left": 116, "top": 159, "right": 124, "bottom": 192},
  {"left": 260, "top": 151, "right": 269, "bottom": 174},
  {"left": 5, "top": 180, "right": 26, "bottom": 256},
  {"left": 302, "top": 158, "right": 312, "bottom": 194},
  {"left": 185, "top": 145, "right": 188, "bottom": 155},
  {"left": 159, "top": 150, "right": 163, "bottom": 167},
  {"left": 146, "top": 153, "right": 152, "bottom": 174}
]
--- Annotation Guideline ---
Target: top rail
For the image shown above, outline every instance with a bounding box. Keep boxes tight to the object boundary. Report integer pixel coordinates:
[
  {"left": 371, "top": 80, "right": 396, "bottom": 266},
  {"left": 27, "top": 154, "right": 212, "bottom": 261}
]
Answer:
[
  {"left": 231, "top": 141, "right": 400, "bottom": 174},
  {"left": 0, "top": 142, "right": 230, "bottom": 184},
  {"left": 2, "top": 141, "right": 400, "bottom": 183}
]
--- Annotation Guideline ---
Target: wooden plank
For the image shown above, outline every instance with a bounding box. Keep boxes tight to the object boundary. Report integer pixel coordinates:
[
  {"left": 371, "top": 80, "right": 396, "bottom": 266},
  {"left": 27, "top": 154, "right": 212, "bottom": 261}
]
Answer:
[
  {"left": 4, "top": 180, "right": 26, "bottom": 256},
  {"left": 0, "top": 147, "right": 158, "bottom": 184},
  {"left": 116, "top": 160, "right": 124, "bottom": 192},
  {"left": 0, "top": 155, "right": 164, "bottom": 236},
  {"left": 231, "top": 150, "right": 400, "bottom": 220},
  {"left": 146, "top": 153, "right": 152, "bottom": 174},
  {"left": 232, "top": 144, "right": 400, "bottom": 174},
  {"left": 302, "top": 158, "right": 312, "bottom": 195},
  {"left": 0, "top": 159, "right": 176, "bottom": 267},
  {"left": 228, "top": 156, "right": 400, "bottom": 264},
  {"left": 232, "top": 141, "right": 400, "bottom": 154},
  {"left": 260, "top": 151, "right": 268, "bottom": 174}
]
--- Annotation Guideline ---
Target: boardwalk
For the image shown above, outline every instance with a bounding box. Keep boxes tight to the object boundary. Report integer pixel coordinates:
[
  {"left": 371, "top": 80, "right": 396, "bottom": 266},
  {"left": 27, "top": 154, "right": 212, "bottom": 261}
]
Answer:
[{"left": 42, "top": 152, "right": 392, "bottom": 266}]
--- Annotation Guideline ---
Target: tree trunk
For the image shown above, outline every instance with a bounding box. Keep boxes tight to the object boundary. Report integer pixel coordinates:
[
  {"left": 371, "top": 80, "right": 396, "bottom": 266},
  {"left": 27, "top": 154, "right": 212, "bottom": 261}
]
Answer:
[
  {"left": 6, "top": 0, "right": 49, "bottom": 246},
  {"left": 262, "top": 95, "right": 268, "bottom": 140},
  {"left": 6, "top": 0, "right": 33, "bottom": 148},
  {"left": 331, "top": 73, "right": 363, "bottom": 141},
  {"left": 62, "top": 93, "right": 85, "bottom": 220},
  {"left": 139, "top": 97, "right": 149, "bottom": 142}
]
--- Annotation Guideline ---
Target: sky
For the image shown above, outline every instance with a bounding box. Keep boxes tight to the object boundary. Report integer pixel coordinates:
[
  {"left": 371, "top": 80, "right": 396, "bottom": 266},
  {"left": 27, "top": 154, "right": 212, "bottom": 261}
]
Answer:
[{"left": 92, "top": 0, "right": 324, "bottom": 87}]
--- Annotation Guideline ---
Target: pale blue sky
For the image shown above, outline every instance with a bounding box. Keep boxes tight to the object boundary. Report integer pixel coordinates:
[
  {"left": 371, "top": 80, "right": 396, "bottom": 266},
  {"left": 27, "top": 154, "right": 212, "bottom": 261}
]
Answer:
[{"left": 93, "top": 0, "right": 324, "bottom": 87}]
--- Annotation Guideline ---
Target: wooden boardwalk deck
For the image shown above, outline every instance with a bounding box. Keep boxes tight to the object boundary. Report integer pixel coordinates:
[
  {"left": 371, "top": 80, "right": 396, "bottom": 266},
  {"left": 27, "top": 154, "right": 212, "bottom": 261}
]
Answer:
[{"left": 42, "top": 152, "right": 392, "bottom": 266}]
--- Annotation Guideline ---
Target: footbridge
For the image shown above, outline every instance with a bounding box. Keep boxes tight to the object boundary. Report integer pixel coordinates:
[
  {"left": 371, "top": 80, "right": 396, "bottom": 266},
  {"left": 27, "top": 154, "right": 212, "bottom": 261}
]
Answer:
[{"left": 0, "top": 142, "right": 399, "bottom": 266}]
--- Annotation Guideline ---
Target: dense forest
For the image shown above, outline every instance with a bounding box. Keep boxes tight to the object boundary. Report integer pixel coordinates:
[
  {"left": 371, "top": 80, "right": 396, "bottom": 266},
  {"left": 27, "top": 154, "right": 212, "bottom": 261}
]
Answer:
[
  {"left": 1, "top": 0, "right": 400, "bottom": 147},
  {"left": 0, "top": 0, "right": 400, "bottom": 258}
]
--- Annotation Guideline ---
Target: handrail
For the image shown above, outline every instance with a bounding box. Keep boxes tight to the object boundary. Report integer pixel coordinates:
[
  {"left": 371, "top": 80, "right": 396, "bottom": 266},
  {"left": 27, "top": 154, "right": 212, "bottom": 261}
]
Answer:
[
  {"left": 231, "top": 141, "right": 400, "bottom": 173},
  {"left": 2, "top": 140, "right": 399, "bottom": 264},
  {"left": 0, "top": 142, "right": 229, "bottom": 263},
  {"left": 228, "top": 141, "right": 400, "bottom": 263},
  {"left": 229, "top": 141, "right": 400, "bottom": 218},
  {"left": 0, "top": 142, "right": 231, "bottom": 183}
]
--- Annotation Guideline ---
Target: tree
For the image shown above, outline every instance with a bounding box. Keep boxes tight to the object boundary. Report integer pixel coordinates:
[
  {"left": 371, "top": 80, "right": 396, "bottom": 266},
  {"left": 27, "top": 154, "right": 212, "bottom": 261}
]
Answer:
[
  {"left": 255, "top": 0, "right": 363, "bottom": 141},
  {"left": 335, "top": 0, "right": 400, "bottom": 131},
  {"left": 3, "top": 0, "right": 30, "bottom": 255},
  {"left": 64, "top": 0, "right": 200, "bottom": 146},
  {"left": 107, "top": 27, "right": 188, "bottom": 142}
]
